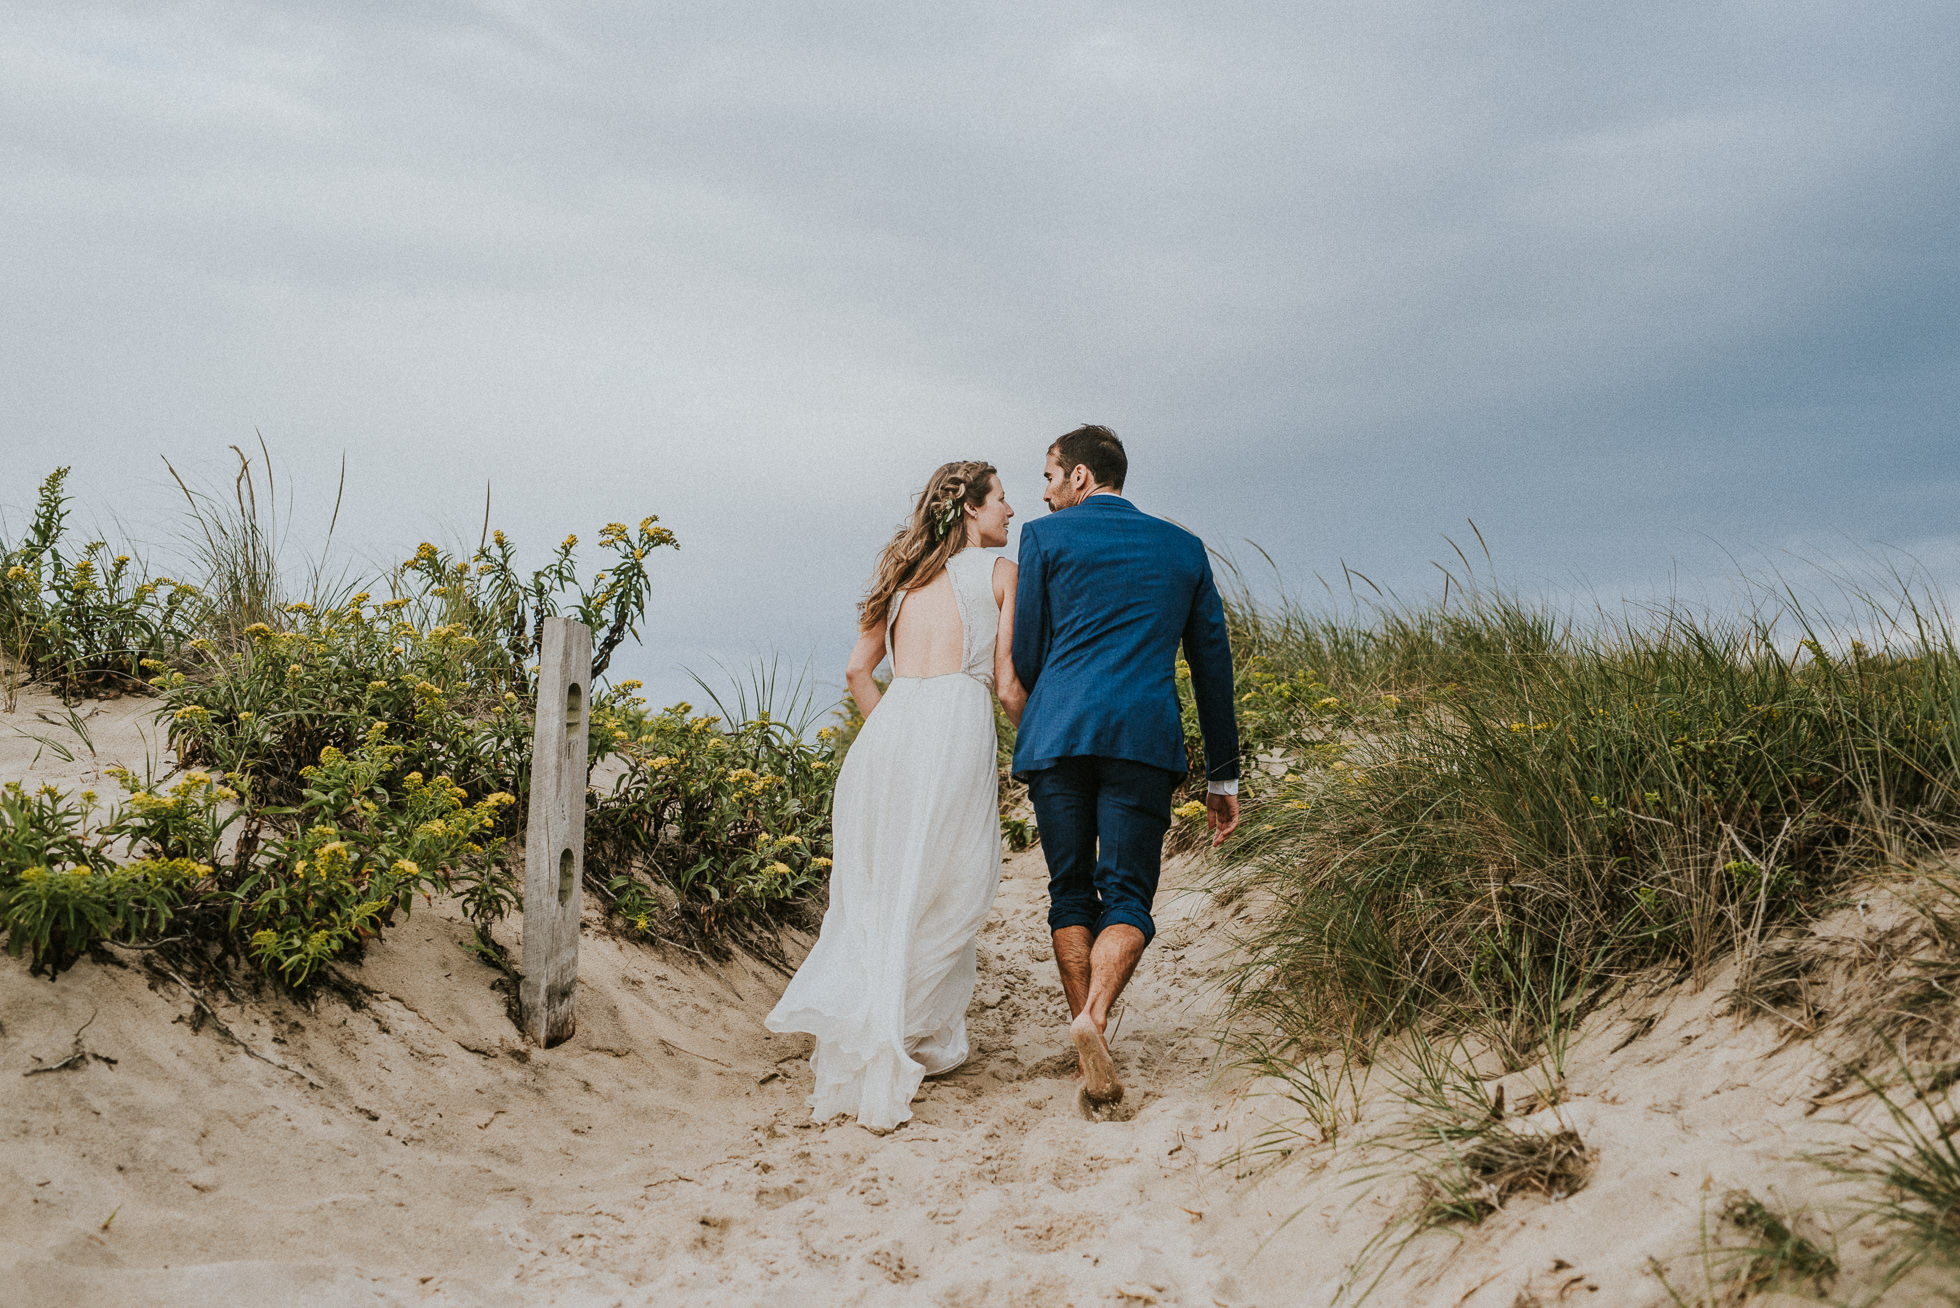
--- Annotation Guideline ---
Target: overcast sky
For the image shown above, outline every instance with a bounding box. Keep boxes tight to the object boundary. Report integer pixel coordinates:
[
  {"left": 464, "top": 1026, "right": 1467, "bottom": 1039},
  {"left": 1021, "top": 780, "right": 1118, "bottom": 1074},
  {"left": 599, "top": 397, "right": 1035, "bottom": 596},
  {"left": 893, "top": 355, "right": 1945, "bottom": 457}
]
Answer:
[{"left": 5, "top": 2, "right": 1958, "bottom": 708}]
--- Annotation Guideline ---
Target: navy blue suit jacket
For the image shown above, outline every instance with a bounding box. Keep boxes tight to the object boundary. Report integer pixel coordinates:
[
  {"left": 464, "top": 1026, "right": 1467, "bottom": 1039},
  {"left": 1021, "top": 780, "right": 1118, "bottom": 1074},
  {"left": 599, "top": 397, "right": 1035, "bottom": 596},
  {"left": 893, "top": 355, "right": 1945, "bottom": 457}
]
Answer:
[{"left": 1010, "top": 494, "right": 1240, "bottom": 782}]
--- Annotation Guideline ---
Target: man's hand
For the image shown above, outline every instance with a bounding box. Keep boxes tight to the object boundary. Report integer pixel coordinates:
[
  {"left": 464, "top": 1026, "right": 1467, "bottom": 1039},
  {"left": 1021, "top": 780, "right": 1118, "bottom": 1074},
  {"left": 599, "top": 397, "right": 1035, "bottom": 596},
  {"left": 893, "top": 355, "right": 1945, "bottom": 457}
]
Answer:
[{"left": 1207, "top": 791, "right": 1240, "bottom": 847}]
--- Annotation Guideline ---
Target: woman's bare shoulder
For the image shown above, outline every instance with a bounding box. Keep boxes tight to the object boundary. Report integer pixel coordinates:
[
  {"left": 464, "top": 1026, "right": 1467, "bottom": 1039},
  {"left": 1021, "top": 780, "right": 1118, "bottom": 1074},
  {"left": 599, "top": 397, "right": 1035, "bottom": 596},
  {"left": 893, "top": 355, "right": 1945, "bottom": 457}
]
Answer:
[{"left": 991, "top": 555, "right": 1017, "bottom": 601}]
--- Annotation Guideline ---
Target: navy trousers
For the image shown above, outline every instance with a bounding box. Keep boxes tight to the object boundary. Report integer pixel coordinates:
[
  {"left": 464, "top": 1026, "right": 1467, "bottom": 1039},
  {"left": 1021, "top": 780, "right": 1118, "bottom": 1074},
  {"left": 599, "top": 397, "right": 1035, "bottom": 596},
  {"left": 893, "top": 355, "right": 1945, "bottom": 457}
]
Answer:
[{"left": 1025, "top": 756, "right": 1182, "bottom": 945}]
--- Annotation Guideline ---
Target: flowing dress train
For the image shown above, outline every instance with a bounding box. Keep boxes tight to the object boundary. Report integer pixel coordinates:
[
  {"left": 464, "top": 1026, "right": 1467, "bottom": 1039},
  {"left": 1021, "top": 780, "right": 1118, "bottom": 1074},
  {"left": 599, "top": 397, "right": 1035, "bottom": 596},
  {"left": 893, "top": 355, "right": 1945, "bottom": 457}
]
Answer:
[{"left": 766, "top": 548, "right": 1002, "bottom": 1130}]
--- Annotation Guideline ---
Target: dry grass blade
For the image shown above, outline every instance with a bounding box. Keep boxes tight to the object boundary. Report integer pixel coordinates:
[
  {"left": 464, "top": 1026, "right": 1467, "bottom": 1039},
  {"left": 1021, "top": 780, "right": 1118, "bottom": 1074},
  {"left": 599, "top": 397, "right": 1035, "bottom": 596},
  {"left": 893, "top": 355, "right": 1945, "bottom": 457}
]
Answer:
[{"left": 1418, "top": 1125, "right": 1594, "bottom": 1226}]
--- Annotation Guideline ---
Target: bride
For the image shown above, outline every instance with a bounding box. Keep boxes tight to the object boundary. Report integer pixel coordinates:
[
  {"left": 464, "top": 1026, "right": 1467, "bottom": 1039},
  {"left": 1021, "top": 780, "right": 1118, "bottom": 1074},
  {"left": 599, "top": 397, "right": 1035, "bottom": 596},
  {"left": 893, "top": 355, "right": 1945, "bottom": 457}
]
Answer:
[{"left": 766, "top": 460, "right": 1024, "bottom": 1130}]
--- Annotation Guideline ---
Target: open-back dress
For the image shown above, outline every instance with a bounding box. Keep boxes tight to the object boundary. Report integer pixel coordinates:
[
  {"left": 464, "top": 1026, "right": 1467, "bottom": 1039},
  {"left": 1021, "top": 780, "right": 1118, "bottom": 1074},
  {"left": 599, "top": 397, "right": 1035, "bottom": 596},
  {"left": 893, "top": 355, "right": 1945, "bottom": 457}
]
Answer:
[{"left": 765, "top": 547, "right": 1003, "bottom": 1130}]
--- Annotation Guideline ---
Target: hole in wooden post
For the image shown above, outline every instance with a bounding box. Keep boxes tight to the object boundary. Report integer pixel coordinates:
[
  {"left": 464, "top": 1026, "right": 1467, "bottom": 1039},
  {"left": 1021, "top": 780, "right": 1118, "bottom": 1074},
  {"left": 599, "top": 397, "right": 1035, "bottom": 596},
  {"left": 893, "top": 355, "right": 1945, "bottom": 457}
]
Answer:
[
  {"left": 558, "top": 848, "right": 574, "bottom": 905},
  {"left": 565, "top": 682, "right": 583, "bottom": 740}
]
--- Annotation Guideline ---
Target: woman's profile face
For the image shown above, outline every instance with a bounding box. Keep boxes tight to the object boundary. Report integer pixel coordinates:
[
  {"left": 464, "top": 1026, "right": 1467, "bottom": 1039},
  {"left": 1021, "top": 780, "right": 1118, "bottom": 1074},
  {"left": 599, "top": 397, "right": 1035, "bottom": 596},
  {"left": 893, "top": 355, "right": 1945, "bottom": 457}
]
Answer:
[{"left": 970, "top": 476, "right": 1013, "bottom": 548}]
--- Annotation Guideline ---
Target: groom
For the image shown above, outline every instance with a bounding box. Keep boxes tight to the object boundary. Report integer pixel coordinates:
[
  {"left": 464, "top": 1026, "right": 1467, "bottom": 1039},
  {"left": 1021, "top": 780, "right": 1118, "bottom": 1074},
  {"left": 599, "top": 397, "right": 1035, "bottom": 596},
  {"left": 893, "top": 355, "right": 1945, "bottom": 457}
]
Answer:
[{"left": 1011, "top": 424, "right": 1240, "bottom": 1106}]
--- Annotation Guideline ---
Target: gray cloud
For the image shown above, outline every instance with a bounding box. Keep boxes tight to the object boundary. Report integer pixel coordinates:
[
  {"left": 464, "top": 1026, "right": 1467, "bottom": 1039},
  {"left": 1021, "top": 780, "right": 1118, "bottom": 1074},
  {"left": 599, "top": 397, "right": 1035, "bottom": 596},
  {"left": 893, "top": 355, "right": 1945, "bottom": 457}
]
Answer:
[{"left": 4, "top": 1, "right": 1957, "bottom": 705}]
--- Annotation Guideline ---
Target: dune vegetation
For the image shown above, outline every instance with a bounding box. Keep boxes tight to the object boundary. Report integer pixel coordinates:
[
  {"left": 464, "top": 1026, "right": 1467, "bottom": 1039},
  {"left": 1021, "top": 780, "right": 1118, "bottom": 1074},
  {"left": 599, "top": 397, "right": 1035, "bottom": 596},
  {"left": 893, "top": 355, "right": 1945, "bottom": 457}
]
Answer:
[
  {"left": 1197, "top": 562, "right": 1960, "bottom": 1296},
  {"left": 1, "top": 460, "right": 836, "bottom": 992}
]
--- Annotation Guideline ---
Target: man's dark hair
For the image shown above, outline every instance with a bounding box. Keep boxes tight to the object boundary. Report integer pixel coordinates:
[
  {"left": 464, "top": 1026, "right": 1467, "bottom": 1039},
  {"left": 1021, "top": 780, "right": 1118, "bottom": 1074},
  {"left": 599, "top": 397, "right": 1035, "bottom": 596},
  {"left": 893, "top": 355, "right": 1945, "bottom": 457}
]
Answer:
[{"left": 1049, "top": 424, "right": 1127, "bottom": 491}]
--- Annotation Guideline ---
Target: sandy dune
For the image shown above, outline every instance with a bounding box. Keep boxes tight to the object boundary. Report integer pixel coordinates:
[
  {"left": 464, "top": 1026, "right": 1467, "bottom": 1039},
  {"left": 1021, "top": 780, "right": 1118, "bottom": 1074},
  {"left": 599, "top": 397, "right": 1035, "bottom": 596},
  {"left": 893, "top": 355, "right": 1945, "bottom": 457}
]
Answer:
[{"left": 4, "top": 694, "right": 1955, "bottom": 1305}]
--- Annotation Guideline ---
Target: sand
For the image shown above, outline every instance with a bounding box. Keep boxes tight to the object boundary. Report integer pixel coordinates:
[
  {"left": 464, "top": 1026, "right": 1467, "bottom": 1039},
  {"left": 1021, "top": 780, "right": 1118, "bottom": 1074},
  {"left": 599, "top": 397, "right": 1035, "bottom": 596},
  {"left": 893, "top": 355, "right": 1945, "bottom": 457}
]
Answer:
[{"left": 3, "top": 692, "right": 1953, "bottom": 1305}]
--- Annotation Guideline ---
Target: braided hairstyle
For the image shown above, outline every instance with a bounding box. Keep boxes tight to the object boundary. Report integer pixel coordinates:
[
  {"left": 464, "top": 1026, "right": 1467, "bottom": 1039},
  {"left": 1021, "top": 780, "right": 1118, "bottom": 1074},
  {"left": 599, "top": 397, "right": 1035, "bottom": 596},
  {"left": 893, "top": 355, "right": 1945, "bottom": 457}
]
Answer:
[{"left": 858, "top": 460, "right": 999, "bottom": 631}]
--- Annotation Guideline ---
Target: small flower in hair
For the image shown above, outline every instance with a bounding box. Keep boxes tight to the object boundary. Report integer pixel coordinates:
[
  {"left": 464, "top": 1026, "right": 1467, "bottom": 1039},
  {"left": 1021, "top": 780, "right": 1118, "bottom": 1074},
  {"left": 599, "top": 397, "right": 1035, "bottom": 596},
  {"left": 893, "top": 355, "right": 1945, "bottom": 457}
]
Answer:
[{"left": 932, "top": 497, "right": 963, "bottom": 540}]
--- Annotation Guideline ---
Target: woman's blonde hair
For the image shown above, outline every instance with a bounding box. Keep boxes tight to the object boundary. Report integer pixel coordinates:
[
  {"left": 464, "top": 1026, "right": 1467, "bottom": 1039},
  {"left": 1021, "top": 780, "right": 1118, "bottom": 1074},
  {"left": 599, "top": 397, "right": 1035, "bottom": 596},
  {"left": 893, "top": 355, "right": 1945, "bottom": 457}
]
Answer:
[{"left": 858, "top": 460, "right": 998, "bottom": 631}]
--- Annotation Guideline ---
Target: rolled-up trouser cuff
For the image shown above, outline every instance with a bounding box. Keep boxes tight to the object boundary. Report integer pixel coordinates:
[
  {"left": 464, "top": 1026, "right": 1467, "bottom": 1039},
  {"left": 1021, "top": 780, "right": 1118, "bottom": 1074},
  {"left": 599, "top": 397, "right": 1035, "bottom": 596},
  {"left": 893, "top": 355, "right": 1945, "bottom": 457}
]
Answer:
[
  {"left": 1047, "top": 905, "right": 1101, "bottom": 935},
  {"left": 1094, "top": 907, "right": 1156, "bottom": 945},
  {"left": 1044, "top": 906, "right": 1157, "bottom": 946}
]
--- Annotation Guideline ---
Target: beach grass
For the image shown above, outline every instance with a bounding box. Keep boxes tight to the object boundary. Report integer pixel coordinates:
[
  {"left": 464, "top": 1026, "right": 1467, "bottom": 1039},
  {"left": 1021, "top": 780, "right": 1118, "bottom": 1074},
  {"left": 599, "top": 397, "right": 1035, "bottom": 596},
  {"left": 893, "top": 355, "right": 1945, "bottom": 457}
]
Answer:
[{"left": 1204, "top": 566, "right": 1960, "bottom": 1058}]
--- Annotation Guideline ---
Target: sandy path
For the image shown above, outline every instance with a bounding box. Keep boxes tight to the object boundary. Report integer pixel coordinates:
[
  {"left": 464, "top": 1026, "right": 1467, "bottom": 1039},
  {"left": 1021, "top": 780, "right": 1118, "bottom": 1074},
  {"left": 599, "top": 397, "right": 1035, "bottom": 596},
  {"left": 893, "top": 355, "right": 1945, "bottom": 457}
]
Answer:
[{"left": 597, "top": 849, "right": 1250, "bottom": 1306}]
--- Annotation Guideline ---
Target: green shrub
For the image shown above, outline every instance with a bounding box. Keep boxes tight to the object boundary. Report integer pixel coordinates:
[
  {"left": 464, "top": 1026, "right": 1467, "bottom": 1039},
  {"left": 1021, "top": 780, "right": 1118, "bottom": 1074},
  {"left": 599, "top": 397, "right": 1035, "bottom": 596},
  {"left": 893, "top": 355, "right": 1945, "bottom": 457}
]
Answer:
[
  {"left": 587, "top": 703, "right": 835, "bottom": 936},
  {"left": 0, "top": 779, "right": 215, "bottom": 976},
  {"left": 4, "top": 858, "right": 207, "bottom": 979},
  {"left": 104, "top": 764, "right": 242, "bottom": 864},
  {"left": 3, "top": 463, "right": 849, "bottom": 980},
  {"left": 0, "top": 735, "right": 513, "bottom": 987},
  {"left": 230, "top": 727, "right": 515, "bottom": 985},
  {"left": 158, "top": 597, "right": 536, "bottom": 809},
  {"left": 0, "top": 779, "right": 113, "bottom": 878},
  {"left": 159, "top": 517, "right": 676, "bottom": 813},
  {"left": 436, "top": 519, "right": 678, "bottom": 692},
  {"left": 2, "top": 468, "right": 200, "bottom": 696}
]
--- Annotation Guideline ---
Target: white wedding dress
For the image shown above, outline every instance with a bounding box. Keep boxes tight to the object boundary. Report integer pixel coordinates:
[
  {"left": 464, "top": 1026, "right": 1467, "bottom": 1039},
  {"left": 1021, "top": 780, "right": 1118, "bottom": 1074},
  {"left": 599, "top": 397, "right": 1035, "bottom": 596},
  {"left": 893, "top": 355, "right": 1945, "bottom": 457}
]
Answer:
[{"left": 766, "top": 548, "right": 1004, "bottom": 1130}]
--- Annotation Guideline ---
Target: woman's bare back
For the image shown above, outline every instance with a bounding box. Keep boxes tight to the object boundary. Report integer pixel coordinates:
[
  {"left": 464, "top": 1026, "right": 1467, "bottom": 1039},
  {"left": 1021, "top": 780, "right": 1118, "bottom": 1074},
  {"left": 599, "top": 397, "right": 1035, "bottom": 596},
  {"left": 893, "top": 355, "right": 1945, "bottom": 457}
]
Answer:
[{"left": 889, "top": 569, "right": 964, "bottom": 678}]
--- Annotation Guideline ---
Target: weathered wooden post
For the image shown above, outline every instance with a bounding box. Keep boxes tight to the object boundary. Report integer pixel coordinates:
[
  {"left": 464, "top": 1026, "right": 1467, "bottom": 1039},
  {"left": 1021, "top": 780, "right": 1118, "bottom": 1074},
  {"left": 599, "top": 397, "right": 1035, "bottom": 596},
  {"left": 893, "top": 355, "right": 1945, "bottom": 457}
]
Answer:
[{"left": 520, "top": 616, "right": 591, "bottom": 1047}]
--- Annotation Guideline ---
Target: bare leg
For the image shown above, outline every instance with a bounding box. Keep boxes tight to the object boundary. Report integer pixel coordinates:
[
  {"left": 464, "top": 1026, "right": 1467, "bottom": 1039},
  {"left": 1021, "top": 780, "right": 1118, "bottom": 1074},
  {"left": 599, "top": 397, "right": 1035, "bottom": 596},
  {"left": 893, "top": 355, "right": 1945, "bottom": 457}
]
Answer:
[
  {"left": 1082, "top": 924, "right": 1145, "bottom": 1031},
  {"left": 1069, "top": 924, "right": 1146, "bottom": 1104},
  {"left": 1052, "top": 926, "right": 1092, "bottom": 1019}
]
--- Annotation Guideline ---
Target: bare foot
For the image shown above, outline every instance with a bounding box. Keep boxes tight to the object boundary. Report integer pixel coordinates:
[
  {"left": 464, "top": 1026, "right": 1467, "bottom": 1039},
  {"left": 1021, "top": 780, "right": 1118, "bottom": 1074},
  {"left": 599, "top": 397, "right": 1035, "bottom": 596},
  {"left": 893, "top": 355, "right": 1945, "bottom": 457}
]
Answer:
[{"left": 1070, "top": 1013, "right": 1123, "bottom": 1105}]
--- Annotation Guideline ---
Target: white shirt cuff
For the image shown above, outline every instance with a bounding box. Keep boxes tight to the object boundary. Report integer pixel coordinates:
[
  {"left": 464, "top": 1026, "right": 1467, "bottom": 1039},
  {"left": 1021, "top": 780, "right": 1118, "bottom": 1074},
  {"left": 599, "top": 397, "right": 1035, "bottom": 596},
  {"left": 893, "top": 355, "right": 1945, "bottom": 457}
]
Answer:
[{"left": 1206, "top": 779, "right": 1238, "bottom": 796}]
